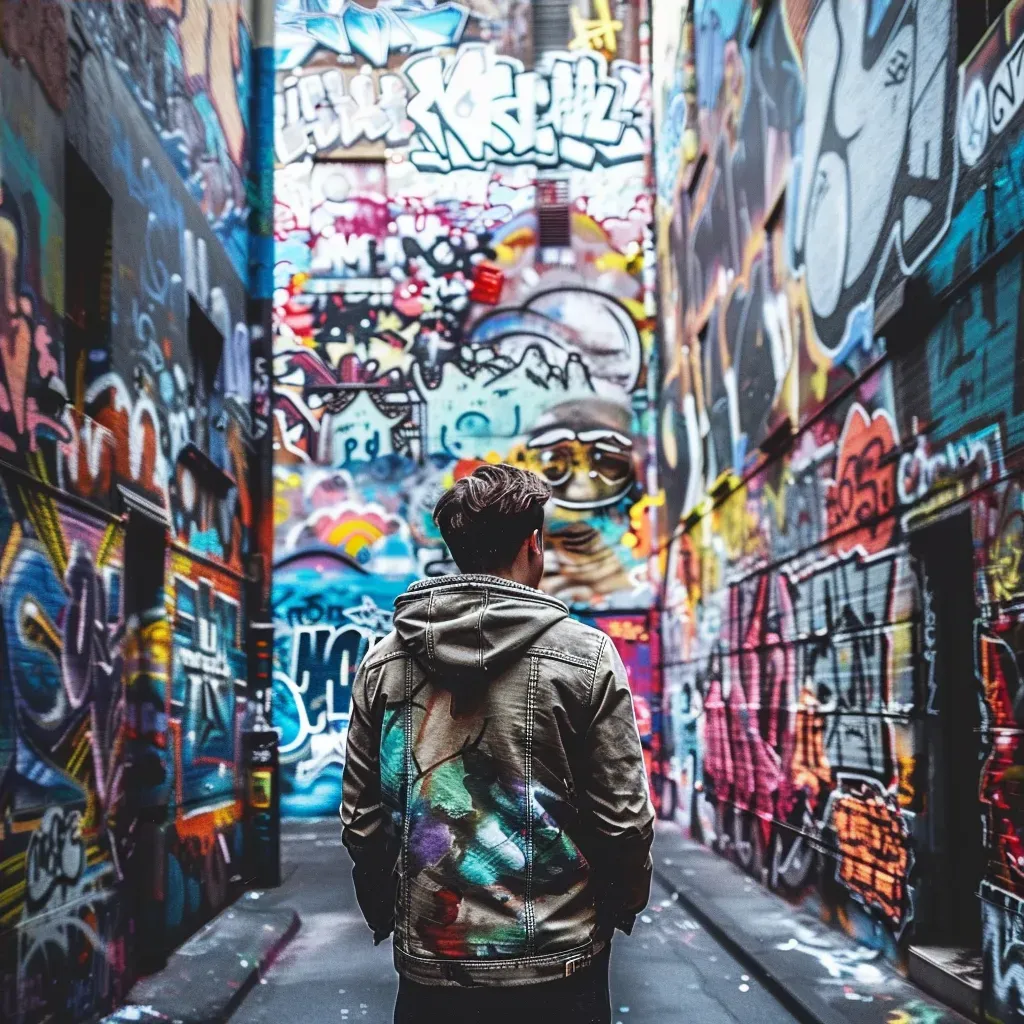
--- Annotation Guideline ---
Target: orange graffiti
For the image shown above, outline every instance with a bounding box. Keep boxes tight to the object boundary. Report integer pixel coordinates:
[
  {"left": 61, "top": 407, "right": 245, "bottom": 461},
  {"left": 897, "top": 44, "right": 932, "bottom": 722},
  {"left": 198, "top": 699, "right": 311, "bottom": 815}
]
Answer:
[
  {"left": 825, "top": 404, "right": 897, "bottom": 556},
  {"left": 827, "top": 784, "right": 911, "bottom": 927},
  {"left": 789, "top": 683, "right": 830, "bottom": 801},
  {"left": 603, "top": 618, "right": 649, "bottom": 643}
]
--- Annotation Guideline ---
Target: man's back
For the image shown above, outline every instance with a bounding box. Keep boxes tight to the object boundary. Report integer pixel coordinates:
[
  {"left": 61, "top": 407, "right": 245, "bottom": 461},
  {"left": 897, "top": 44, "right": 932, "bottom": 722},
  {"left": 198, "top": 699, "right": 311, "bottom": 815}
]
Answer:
[{"left": 341, "top": 573, "right": 655, "bottom": 987}]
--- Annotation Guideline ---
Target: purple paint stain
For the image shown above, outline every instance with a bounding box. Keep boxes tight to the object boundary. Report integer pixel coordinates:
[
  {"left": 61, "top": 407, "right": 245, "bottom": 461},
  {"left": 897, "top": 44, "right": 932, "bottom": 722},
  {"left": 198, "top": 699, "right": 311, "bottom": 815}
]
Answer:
[{"left": 410, "top": 820, "right": 452, "bottom": 872}]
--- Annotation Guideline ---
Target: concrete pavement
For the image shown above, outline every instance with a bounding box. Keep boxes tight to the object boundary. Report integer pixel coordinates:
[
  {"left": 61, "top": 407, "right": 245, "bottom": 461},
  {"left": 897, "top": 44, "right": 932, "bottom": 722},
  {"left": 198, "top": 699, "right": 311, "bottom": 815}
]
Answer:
[
  {"left": 232, "top": 818, "right": 804, "bottom": 1024},
  {"left": 653, "top": 823, "right": 971, "bottom": 1024},
  {"left": 106, "top": 819, "right": 972, "bottom": 1024}
]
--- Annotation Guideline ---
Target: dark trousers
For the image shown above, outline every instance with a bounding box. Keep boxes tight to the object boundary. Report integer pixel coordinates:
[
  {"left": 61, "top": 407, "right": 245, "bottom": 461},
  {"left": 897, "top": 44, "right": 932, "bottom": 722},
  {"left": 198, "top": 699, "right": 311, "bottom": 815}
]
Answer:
[{"left": 394, "top": 947, "right": 611, "bottom": 1024}]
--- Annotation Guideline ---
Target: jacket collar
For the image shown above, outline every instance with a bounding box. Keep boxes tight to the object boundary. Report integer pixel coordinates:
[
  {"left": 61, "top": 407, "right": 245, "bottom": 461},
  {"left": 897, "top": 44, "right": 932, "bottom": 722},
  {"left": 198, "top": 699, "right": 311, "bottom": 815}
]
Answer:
[{"left": 403, "top": 574, "right": 569, "bottom": 609}]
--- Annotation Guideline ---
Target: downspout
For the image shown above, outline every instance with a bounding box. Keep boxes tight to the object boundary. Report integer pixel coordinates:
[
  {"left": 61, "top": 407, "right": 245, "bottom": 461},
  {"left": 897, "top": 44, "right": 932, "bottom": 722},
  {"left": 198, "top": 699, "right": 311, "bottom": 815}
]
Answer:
[{"left": 247, "top": 0, "right": 275, "bottom": 710}]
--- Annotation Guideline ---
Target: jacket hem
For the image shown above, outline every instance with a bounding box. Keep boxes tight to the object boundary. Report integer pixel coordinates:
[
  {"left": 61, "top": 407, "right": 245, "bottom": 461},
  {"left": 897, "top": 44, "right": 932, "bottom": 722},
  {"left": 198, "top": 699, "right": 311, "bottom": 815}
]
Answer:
[{"left": 393, "top": 938, "right": 607, "bottom": 987}]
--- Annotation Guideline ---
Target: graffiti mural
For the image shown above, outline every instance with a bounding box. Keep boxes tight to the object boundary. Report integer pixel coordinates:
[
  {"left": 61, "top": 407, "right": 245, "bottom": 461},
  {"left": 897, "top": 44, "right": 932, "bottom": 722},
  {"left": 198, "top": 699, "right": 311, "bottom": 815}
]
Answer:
[
  {"left": 0, "top": 180, "right": 68, "bottom": 458},
  {"left": 275, "top": 0, "right": 532, "bottom": 71},
  {"left": 273, "top": 0, "right": 658, "bottom": 677},
  {"left": 275, "top": 65, "right": 414, "bottom": 162},
  {"left": 653, "top": 0, "right": 1024, "bottom": 995},
  {"left": 78, "top": 0, "right": 252, "bottom": 273},
  {"left": 164, "top": 551, "right": 246, "bottom": 946},
  {"left": 583, "top": 613, "right": 663, "bottom": 811},
  {"left": 61, "top": 31, "right": 256, "bottom": 573},
  {"left": 271, "top": 463, "right": 418, "bottom": 812},
  {"left": 273, "top": 574, "right": 396, "bottom": 815},
  {"left": 0, "top": 481, "right": 129, "bottom": 1023},
  {"left": 653, "top": 0, "right": 960, "bottom": 528},
  {"left": 1, "top": 0, "right": 268, "bottom": 1012},
  {"left": 983, "top": 882, "right": 1024, "bottom": 1022},
  {"left": 402, "top": 48, "right": 647, "bottom": 172},
  {"left": 790, "top": 0, "right": 955, "bottom": 355}
]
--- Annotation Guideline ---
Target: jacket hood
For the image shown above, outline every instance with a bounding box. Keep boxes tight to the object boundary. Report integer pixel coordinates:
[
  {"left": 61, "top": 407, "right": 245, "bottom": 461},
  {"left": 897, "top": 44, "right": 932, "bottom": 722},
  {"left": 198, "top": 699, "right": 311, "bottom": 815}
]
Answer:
[{"left": 393, "top": 575, "right": 569, "bottom": 681}]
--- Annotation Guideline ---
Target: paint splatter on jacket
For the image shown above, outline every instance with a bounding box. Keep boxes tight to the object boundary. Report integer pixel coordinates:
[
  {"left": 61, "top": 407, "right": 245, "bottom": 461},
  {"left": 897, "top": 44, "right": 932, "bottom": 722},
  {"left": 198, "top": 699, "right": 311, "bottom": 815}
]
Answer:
[{"left": 341, "top": 574, "right": 655, "bottom": 987}]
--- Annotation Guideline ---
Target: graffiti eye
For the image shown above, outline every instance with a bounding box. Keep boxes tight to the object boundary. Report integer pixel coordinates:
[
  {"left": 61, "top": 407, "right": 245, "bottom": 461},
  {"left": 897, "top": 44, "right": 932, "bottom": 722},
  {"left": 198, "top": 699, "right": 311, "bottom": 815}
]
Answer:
[
  {"left": 539, "top": 448, "right": 573, "bottom": 486},
  {"left": 590, "top": 448, "right": 632, "bottom": 485}
]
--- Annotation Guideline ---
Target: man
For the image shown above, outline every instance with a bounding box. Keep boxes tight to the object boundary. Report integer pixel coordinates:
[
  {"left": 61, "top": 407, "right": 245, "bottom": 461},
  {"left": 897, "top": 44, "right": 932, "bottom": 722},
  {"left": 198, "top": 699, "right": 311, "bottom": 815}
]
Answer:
[{"left": 342, "top": 464, "right": 655, "bottom": 1024}]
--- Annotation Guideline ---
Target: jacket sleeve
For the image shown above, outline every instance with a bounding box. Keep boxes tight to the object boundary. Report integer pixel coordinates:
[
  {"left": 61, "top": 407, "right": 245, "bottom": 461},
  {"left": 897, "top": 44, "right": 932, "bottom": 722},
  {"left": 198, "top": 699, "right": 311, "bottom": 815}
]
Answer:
[
  {"left": 341, "top": 654, "right": 400, "bottom": 944},
  {"left": 580, "top": 637, "right": 655, "bottom": 936}
]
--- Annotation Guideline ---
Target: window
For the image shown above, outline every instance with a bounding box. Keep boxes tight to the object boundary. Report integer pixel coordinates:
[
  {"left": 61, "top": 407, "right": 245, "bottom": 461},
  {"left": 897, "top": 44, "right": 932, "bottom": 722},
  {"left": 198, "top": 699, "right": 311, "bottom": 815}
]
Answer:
[
  {"left": 64, "top": 143, "right": 112, "bottom": 413},
  {"left": 124, "top": 507, "right": 167, "bottom": 621},
  {"left": 533, "top": 0, "right": 573, "bottom": 58},
  {"left": 537, "top": 177, "right": 571, "bottom": 254},
  {"left": 958, "top": 0, "right": 1011, "bottom": 64},
  {"left": 187, "top": 298, "right": 224, "bottom": 453}
]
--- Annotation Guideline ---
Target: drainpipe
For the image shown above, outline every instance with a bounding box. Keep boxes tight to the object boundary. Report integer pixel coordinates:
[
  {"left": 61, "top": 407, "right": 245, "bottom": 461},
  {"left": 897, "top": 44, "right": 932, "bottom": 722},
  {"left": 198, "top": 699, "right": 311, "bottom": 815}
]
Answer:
[
  {"left": 244, "top": 0, "right": 280, "bottom": 886},
  {"left": 246, "top": 0, "right": 275, "bottom": 693}
]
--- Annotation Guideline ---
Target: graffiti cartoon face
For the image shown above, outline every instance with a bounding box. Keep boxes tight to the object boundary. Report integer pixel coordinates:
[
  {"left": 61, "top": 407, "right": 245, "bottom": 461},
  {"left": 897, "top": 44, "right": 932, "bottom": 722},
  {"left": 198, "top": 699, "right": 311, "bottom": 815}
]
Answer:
[
  {"left": 528, "top": 428, "right": 633, "bottom": 509},
  {"left": 522, "top": 399, "right": 635, "bottom": 511}
]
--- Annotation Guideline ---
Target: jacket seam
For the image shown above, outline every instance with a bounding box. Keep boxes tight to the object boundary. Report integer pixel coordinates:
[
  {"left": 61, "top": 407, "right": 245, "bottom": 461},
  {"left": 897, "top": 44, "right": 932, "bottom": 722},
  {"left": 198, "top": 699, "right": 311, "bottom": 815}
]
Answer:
[
  {"left": 363, "top": 650, "right": 410, "bottom": 673},
  {"left": 407, "top": 574, "right": 552, "bottom": 596},
  {"left": 586, "top": 636, "right": 607, "bottom": 710},
  {"left": 426, "top": 589, "right": 436, "bottom": 671},
  {"left": 477, "top": 588, "right": 489, "bottom": 670},
  {"left": 401, "top": 656, "right": 413, "bottom": 942},
  {"left": 525, "top": 654, "right": 538, "bottom": 954},
  {"left": 526, "top": 647, "right": 599, "bottom": 669},
  {"left": 367, "top": 662, "right": 382, "bottom": 712},
  {"left": 398, "top": 578, "right": 568, "bottom": 614}
]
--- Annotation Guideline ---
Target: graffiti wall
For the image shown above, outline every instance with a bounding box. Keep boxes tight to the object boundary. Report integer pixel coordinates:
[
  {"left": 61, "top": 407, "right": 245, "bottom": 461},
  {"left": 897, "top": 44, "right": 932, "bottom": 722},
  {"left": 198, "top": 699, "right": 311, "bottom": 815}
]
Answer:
[
  {"left": 272, "top": 463, "right": 417, "bottom": 813},
  {"left": 77, "top": 0, "right": 253, "bottom": 274},
  {"left": 165, "top": 550, "right": 247, "bottom": 947},
  {"left": 62, "top": 12, "right": 255, "bottom": 572},
  {"left": 653, "top": 0, "right": 1024, "bottom": 1003},
  {"left": 0, "top": 482, "right": 129, "bottom": 1021},
  {"left": 272, "top": 0, "right": 659, "bottom": 813},
  {"left": 0, "top": 0, "right": 265, "bottom": 1018},
  {"left": 583, "top": 612, "right": 663, "bottom": 812}
]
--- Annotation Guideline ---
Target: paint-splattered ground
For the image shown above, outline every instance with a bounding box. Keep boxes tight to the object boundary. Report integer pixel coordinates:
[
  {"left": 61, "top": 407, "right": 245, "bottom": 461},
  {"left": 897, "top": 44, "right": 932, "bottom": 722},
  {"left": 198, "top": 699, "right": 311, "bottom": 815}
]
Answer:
[{"left": 234, "top": 819, "right": 800, "bottom": 1024}]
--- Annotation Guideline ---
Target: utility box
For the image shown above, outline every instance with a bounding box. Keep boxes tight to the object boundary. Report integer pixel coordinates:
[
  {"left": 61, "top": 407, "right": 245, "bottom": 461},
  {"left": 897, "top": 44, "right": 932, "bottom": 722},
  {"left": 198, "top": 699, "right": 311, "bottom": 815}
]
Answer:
[{"left": 243, "top": 724, "right": 281, "bottom": 888}]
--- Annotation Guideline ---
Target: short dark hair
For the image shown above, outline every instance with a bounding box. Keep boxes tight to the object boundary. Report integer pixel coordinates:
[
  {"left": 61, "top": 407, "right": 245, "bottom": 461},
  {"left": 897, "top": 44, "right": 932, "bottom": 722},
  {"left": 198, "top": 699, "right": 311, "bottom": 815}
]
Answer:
[{"left": 433, "top": 464, "right": 550, "bottom": 573}]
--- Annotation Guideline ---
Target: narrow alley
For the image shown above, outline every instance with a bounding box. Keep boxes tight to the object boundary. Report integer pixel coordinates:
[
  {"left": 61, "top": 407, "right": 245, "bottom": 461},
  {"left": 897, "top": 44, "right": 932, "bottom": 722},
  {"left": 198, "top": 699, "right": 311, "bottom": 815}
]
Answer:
[
  {"left": 235, "top": 821, "right": 803, "bottom": 1024},
  {"left": 6, "top": 0, "right": 1024, "bottom": 1022}
]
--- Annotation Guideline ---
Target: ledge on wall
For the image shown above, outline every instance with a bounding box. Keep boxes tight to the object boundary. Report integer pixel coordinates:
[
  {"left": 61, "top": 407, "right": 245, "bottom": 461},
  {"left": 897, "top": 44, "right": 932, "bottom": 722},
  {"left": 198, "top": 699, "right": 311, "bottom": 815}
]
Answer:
[
  {"left": 708, "top": 471, "right": 737, "bottom": 501},
  {"left": 177, "top": 443, "right": 236, "bottom": 497}
]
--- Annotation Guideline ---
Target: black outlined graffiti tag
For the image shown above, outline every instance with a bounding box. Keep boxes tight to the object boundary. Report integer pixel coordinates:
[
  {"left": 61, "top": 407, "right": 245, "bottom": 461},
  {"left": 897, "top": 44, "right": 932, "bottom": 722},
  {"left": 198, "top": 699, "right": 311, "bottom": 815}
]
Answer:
[{"left": 26, "top": 807, "right": 85, "bottom": 912}]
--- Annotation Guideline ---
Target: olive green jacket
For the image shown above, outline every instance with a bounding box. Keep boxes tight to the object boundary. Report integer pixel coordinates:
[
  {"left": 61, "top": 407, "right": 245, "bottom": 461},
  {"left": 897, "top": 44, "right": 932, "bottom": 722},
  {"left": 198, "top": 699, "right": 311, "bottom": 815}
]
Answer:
[{"left": 341, "top": 574, "right": 654, "bottom": 987}]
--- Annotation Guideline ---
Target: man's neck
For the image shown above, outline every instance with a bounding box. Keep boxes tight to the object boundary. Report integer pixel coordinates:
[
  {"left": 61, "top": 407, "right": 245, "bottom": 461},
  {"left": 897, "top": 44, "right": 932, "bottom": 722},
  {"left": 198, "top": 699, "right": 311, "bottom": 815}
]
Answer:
[{"left": 478, "top": 567, "right": 534, "bottom": 588}]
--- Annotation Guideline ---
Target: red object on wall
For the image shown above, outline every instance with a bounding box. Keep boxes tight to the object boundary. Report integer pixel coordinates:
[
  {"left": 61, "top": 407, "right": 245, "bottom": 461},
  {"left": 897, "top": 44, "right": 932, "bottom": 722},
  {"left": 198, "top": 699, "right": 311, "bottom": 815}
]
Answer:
[{"left": 469, "top": 264, "right": 505, "bottom": 304}]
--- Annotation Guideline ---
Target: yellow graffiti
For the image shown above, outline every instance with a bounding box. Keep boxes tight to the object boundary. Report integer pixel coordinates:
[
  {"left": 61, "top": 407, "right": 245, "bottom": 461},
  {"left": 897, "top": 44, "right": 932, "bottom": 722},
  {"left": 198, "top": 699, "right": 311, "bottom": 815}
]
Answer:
[
  {"left": 710, "top": 479, "right": 757, "bottom": 561},
  {"left": 791, "top": 683, "right": 830, "bottom": 799},
  {"left": 887, "top": 1001, "right": 945, "bottom": 1024},
  {"left": 96, "top": 521, "right": 122, "bottom": 571},
  {"left": 19, "top": 484, "right": 68, "bottom": 579},
  {"left": 992, "top": 501, "right": 1024, "bottom": 601},
  {"left": 897, "top": 754, "right": 916, "bottom": 809},
  {"left": 622, "top": 491, "right": 664, "bottom": 558},
  {"left": 569, "top": 0, "right": 622, "bottom": 54}
]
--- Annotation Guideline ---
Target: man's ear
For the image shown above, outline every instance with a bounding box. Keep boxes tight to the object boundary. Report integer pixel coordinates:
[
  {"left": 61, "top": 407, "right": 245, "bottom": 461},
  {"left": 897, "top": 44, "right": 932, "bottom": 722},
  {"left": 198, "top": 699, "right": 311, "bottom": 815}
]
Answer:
[{"left": 530, "top": 528, "right": 544, "bottom": 554}]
